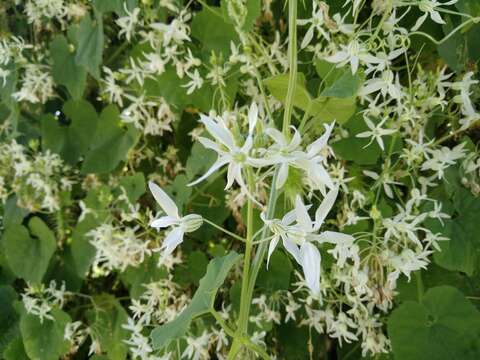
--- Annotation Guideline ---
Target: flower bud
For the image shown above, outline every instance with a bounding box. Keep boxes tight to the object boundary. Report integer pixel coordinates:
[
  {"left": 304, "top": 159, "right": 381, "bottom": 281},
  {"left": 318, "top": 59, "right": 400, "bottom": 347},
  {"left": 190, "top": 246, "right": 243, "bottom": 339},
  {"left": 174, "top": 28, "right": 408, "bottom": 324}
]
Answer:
[{"left": 181, "top": 214, "right": 203, "bottom": 232}]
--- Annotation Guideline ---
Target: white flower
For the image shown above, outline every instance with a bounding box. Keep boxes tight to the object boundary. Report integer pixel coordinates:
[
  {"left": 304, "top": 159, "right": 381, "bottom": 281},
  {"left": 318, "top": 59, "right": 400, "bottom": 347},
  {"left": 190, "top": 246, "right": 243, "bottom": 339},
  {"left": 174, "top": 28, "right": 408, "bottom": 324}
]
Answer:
[
  {"left": 182, "top": 69, "right": 203, "bottom": 94},
  {"left": 356, "top": 117, "right": 396, "bottom": 151},
  {"left": 412, "top": 0, "right": 458, "bottom": 31},
  {"left": 324, "top": 39, "right": 382, "bottom": 74},
  {"left": 298, "top": 2, "right": 330, "bottom": 49},
  {"left": 188, "top": 104, "right": 267, "bottom": 200},
  {"left": 149, "top": 182, "right": 203, "bottom": 257},
  {"left": 263, "top": 187, "right": 353, "bottom": 296},
  {"left": 116, "top": 4, "right": 141, "bottom": 42}
]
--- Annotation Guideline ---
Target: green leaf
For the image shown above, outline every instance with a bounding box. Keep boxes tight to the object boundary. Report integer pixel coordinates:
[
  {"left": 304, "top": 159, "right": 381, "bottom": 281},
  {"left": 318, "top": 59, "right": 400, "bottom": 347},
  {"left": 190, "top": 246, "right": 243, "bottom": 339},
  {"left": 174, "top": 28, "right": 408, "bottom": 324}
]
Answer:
[
  {"left": 41, "top": 100, "right": 98, "bottom": 164},
  {"left": 0, "top": 286, "right": 19, "bottom": 355},
  {"left": 50, "top": 35, "right": 87, "bottom": 99},
  {"left": 20, "top": 308, "right": 71, "bottom": 360},
  {"left": 119, "top": 173, "right": 146, "bottom": 203},
  {"left": 191, "top": 8, "right": 238, "bottom": 55},
  {"left": 264, "top": 72, "right": 356, "bottom": 124},
  {"left": 2, "top": 196, "right": 28, "bottom": 229},
  {"left": 257, "top": 251, "right": 293, "bottom": 291},
  {"left": 2, "top": 217, "right": 56, "bottom": 283},
  {"left": 320, "top": 71, "right": 363, "bottom": 98},
  {"left": 121, "top": 254, "right": 167, "bottom": 298},
  {"left": 87, "top": 294, "right": 128, "bottom": 360},
  {"left": 185, "top": 142, "right": 217, "bottom": 181},
  {"left": 315, "top": 59, "right": 344, "bottom": 86},
  {"left": 71, "top": 186, "right": 111, "bottom": 277},
  {"left": 151, "top": 251, "right": 241, "bottom": 349},
  {"left": 81, "top": 105, "right": 140, "bottom": 174},
  {"left": 92, "top": 0, "right": 137, "bottom": 15},
  {"left": 264, "top": 73, "right": 312, "bottom": 111},
  {"left": 309, "top": 96, "right": 356, "bottom": 124},
  {"left": 388, "top": 286, "right": 480, "bottom": 360},
  {"left": 174, "top": 250, "right": 208, "bottom": 286},
  {"left": 75, "top": 13, "right": 104, "bottom": 79},
  {"left": 3, "top": 337, "right": 28, "bottom": 360},
  {"left": 433, "top": 187, "right": 480, "bottom": 276}
]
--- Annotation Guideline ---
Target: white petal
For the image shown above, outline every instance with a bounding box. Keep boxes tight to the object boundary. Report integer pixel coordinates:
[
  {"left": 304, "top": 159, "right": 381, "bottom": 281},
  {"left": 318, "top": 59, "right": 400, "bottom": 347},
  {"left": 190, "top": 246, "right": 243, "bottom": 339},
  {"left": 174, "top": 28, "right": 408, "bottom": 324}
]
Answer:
[
  {"left": 411, "top": 13, "right": 427, "bottom": 31},
  {"left": 267, "top": 236, "right": 280, "bottom": 269},
  {"left": 248, "top": 103, "right": 258, "bottom": 135},
  {"left": 265, "top": 127, "right": 286, "bottom": 146},
  {"left": 162, "top": 227, "right": 184, "bottom": 255},
  {"left": 282, "top": 236, "right": 301, "bottom": 264},
  {"left": 225, "top": 162, "right": 237, "bottom": 190},
  {"left": 295, "top": 196, "right": 313, "bottom": 231},
  {"left": 188, "top": 157, "right": 229, "bottom": 186},
  {"left": 198, "top": 137, "right": 221, "bottom": 153},
  {"left": 430, "top": 10, "right": 445, "bottom": 25},
  {"left": 149, "top": 182, "right": 179, "bottom": 218},
  {"left": 316, "top": 231, "right": 353, "bottom": 245},
  {"left": 301, "top": 26, "right": 315, "bottom": 49},
  {"left": 314, "top": 187, "right": 338, "bottom": 230},
  {"left": 300, "top": 242, "right": 321, "bottom": 296},
  {"left": 276, "top": 163, "right": 289, "bottom": 189},
  {"left": 324, "top": 51, "right": 349, "bottom": 64},
  {"left": 199, "top": 114, "right": 235, "bottom": 150},
  {"left": 150, "top": 216, "right": 178, "bottom": 228}
]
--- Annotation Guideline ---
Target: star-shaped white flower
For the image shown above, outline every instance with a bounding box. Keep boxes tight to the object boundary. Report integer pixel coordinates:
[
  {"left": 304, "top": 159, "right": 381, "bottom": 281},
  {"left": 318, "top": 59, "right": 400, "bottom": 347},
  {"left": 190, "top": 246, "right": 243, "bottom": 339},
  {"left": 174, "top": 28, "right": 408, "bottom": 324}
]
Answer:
[
  {"left": 188, "top": 104, "right": 270, "bottom": 202},
  {"left": 149, "top": 182, "right": 202, "bottom": 257},
  {"left": 356, "top": 117, "right": 396, "bottom": 151}
]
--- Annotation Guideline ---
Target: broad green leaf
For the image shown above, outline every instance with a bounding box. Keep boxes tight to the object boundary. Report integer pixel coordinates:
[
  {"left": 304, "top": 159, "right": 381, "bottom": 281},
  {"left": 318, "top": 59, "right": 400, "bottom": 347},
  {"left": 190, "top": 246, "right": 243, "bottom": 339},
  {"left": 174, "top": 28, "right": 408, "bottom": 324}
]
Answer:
[
  {"left": 221, "top": 0, "right": 261, "bottom": 32},
  {"left": 71, "top": 186, "right": 111, "bottom": 277},
  {"left": 433, "top": 187, "right": 480, "bottom": 275},
  {"left": 456, "top": 0, "right": 480, "bottom": 16},
  {"left": 151, "top": 251, "right": 241, "bottom": 349},
  {"left": 2, "top": 196, "right": 28, "bottom": 229},
  {"left": 50, "top": 35, "right": 87, "bottom": 99},
  {"left": 2, "top": 217, "right": 56, "bottom": 283},
  {"left": 388, "top": 286, "right": 480, "bottom": 360},
  {"left": 309, "top": 96, "right": 356, "bottom": 124},
  {"left": 41, "top": 100, "right": 98, "bottom": 164},
  {"left": 257, "top": 251, "right": 293, "bottom": 291},
  {"left": 174, "top": 250, "right": 208, "bottom": 286},
  {"left": 320, "top": 71, "right": 363, "bottom": 98},
  {"left": 3, "top": 337, "right": 28, "bottom": 360},
  {"left": 92, "top": 0, "right": 137, "bottom": 15},
  {"left": 87, "top": 294, "right": 128, "bottom": 360},
  {"left": 20, "top": 308, "right": 71, "bottom": 360},
  {"left": 81, "top": 105, "right": 140, "bottom": 174},
  {"left": 191, "top": 8, "right": 238, "bottom": 55},
  {"left": 315, "top": 59, "right": 344, "bottom": 86},
  {"left": 119, "top": 173, "right": 146, "bottom": 203},
  {"left": 264, "top": 73, "right": 312, "bottom": 111},
  {"left": 75, "top": 14, "right": 104, "bottom": 79},
  {"left": 121, "top": 254, "right": 167, "bottom": 298},
  {"left": 185, "top": 142, "right": 217, "bottom": 181},
  {"left": 0, "top": 286, "right": 18, "bottom": 355}
]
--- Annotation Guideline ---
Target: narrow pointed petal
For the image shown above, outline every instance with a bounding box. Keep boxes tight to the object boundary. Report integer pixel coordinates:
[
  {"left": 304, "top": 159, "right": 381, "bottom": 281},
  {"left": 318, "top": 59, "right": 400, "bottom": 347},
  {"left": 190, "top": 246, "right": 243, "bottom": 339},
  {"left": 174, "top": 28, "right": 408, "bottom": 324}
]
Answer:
[
  {"left": 149, "top": 181, "right": 179, "bottom": 218},
  {"left": 267, "top": 236, "right": 280, "bottom": 269},
  {"left": 188, "top": 157, "right": 229, "bottom": 186},
  {"left": 161, "top": 227, "right": 184, "bottom": 255},
  {"left": 282, "top": 236, "right": 301, "bottom": 264},
  {"left": 199, "top": 114, "right": 235, "bottom": 149},
  {"left": 314, "top": 187, "right": 338, "bottom": 230},
  {"left": 276, "top": 163, "right": 289, "bottom": 189},
  {"left": 150, "top": 216, "right": 178, "bottom": 228},
  {"left": 248, "top": 103, "right": 258, "bottom": 135},
  {"left": 295, "top": 196, "right": 313, "bottom": 231},
  {"left": 300, "top": 242, "right": 321, "bottom": 296}
]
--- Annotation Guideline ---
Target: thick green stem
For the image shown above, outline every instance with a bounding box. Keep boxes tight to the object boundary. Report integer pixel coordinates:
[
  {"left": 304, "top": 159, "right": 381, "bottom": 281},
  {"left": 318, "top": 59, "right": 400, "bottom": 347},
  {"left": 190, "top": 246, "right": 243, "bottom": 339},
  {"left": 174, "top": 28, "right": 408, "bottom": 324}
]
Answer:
[
  {"left": 237, "top": 168, "right": 255, "bottom": 332},
  {"left": 282, "top": 0, "right": 298, "bottom": 137}
]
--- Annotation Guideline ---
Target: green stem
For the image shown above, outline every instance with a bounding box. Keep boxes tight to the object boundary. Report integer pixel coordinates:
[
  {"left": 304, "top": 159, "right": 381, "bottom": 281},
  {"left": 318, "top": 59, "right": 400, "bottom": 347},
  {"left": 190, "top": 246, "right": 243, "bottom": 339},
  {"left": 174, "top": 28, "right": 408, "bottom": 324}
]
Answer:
[
  {"left": 282, "top": 0, "right": 298, "bottom": 137},
  {"left": 409, "top": 16, "right": 480, "bottom": 45},
  {"left": 203, "top": 218, "right": 246, "bottom": 243},
  {"left": 237, "top": 168, "right": 255, "bottom": 332}
]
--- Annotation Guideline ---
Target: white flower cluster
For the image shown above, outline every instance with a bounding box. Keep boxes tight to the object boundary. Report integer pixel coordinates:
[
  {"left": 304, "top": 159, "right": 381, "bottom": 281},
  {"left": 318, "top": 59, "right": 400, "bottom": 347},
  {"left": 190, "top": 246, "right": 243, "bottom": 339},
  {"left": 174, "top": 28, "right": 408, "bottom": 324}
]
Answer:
[
  {"left": 88, "top": 224, "right": 151, "bottom": 273},
  {"left": 0, "top": 140, "right": 73, "bottom": 212},
  {"left": 22, "top": 281, "right": 67, "bottom": 323}
]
